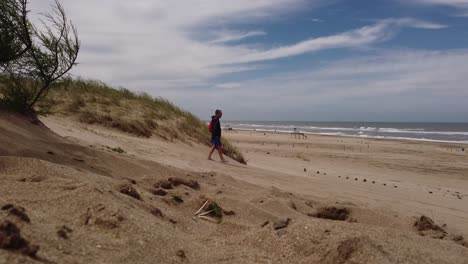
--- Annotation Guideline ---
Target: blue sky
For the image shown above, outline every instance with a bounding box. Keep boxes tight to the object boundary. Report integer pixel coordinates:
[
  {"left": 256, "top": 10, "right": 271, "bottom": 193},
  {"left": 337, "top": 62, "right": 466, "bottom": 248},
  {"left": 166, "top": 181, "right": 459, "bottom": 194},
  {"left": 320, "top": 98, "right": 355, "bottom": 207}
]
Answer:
[{"left": 31, "top": 0, "right": 468, "bottom": 121}]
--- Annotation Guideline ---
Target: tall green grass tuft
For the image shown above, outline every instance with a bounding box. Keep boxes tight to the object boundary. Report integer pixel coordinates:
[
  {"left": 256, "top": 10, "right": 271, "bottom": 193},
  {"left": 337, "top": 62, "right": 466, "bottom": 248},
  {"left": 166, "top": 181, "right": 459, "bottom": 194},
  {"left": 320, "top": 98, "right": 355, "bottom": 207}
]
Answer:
[{"left": 43, "top": 78, "right": 246, "bottom": 164}]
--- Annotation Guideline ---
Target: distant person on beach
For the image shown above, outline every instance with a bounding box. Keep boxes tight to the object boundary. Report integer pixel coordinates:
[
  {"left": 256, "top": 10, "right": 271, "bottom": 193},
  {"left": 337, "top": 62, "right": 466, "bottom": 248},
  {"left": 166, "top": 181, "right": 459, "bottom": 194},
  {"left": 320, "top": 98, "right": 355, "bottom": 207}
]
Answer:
[{"left": 208, "top": 109, "right": 227, "bottom": 162}]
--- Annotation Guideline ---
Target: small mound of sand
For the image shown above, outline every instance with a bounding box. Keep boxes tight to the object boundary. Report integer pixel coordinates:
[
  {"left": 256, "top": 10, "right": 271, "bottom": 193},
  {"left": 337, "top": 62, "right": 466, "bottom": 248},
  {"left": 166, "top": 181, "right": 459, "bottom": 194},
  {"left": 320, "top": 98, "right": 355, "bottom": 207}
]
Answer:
[
  {"left": 331, "top": 237, "right": 359, "bottom": 264},
  {"left": 322, "top": 236, "right": 390, "bottom": 264},
  {"left": 273, "top": 218, "right": 290, "bottom": 230},
  {"left": 414, "top": 215, "right": 449, "bottom": 240},
  {"left": 150, "top": 207, "right": 164, "bottom": 218},
  {"left": 157, "top": 180, "right": 173, "bottom": 190},
  {"left": 57, "top": 225, "right": 73, "bottom": 240},
  {"left": 169, "top": 177, "right": 200, "bottom": 190},
  {"left": 312, "top": 207, "right": 350, "bottom": 221},
  {"left": 414, "top": 215, "right": 444, "bottom": 232},
  {"left": 2, "top": 204, "right": 30, "bottom": 223},
  {"left": 119, "top": 184, "right": 141, "bottom": 200},
  {"left": 0, "top": 220, "right": 39, "bottom": 258},
  {"left": 155, "top": 178, "right": 200, "bottom": 190},
  {"left": 152, "top": 189, "right": 168, "bottom": 196}
]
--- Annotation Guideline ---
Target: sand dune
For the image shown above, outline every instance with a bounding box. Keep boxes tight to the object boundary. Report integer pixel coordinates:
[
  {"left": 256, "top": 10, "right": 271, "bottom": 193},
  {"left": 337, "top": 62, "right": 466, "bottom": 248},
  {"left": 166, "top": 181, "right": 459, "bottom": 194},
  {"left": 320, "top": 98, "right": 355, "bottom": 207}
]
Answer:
[{"left": 1, "top": 113, "right": 468, "bottom": 263}]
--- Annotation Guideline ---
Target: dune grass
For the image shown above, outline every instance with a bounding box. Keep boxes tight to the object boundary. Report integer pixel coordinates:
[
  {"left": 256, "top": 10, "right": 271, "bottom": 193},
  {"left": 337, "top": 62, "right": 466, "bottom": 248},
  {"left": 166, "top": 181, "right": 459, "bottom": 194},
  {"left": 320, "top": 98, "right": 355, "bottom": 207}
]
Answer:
[{"left": 41, "top": 78, "right": 246, "bottom": 164}]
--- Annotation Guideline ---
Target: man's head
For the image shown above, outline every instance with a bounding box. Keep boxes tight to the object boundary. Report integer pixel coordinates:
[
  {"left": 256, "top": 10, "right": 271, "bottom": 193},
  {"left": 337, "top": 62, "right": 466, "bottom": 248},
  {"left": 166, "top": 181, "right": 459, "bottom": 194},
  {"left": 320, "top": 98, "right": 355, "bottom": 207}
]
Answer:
[{"left": 215, "top": 109, "right": 223, "bottom": 118}]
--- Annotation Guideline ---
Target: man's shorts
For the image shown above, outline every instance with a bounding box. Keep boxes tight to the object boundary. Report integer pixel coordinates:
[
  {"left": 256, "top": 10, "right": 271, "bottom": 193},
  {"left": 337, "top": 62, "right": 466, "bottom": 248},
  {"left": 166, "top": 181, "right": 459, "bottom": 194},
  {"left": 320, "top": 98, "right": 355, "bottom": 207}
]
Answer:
[{"left": 211, "top": 137, "right": 222, "bottom": 146}]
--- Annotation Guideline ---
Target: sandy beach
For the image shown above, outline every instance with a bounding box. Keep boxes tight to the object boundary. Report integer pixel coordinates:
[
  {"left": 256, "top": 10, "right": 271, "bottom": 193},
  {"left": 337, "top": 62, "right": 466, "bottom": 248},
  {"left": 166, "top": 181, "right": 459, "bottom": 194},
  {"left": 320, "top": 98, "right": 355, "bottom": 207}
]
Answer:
[
  {"left": 224, "top": 129, "right": 468, "bottom": 235},
  {"left": 2, "top": 0, "right": 468, "bottom": 263},
  {"left": 1, "top": 114, "right": 468, "bottom": 263}
]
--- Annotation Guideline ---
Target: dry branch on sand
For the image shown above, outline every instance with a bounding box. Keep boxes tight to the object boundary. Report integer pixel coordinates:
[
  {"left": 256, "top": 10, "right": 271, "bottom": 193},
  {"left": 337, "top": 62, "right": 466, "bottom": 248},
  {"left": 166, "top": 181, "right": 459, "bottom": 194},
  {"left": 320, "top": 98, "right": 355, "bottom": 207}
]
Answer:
[{"left": 193, "top": 199, "right": 226, "bottom": 223}]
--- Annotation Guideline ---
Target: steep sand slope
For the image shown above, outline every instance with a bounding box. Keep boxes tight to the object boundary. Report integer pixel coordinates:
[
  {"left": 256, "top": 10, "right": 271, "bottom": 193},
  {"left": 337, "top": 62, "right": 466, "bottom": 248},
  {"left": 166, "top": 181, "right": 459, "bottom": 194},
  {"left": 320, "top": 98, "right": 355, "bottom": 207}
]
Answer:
[{"left": 1, "top": 113, "right": 468, "bottom": 264}]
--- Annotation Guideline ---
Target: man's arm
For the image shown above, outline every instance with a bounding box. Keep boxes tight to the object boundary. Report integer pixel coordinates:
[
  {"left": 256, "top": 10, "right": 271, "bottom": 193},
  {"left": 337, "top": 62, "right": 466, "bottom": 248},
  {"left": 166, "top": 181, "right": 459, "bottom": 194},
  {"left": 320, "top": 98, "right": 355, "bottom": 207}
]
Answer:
[{"left": 212, "top": 118, "right": 220, "bottom": 137}]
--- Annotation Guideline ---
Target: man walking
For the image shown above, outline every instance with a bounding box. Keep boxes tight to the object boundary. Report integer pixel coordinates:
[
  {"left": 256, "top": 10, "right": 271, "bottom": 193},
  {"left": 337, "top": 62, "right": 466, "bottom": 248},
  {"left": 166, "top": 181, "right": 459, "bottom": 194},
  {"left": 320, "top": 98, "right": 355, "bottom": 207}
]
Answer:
[{"left": 208, "top": 109, "right": 227, "bottom": 162}]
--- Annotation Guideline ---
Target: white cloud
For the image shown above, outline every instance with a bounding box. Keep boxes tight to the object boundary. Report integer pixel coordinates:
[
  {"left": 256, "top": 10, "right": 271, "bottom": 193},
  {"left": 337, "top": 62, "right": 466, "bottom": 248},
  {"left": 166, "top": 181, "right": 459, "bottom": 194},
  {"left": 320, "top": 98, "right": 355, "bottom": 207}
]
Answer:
[
  {"left": 175, "top": 49, "right": 468, "bottom": 121},
  {"left": 209, "top": 30, "right": 267, "bottom": 44},
  {"left": 413, "top": 0, "right": 468, "bottom": 6},
  {"left": 25, "top": 1, "right": 458, "bottom": 121},
  {"left": 27, "top": 1, "right": 446, "bottom": 90},
  {"left": 28, "top": 0, "right": 312, "bottom": 88},
  {"left": 385, "top": 17, "right": 448, "bottom": 29},
  {"left": 228, "top": 18, "right": 446, "bottom": 64},
  {"left": 410, "top": 0, "right": 468, "bottom": 15},
  {"left": 214, "top": 82, "right": 242, "bottom": 89}
]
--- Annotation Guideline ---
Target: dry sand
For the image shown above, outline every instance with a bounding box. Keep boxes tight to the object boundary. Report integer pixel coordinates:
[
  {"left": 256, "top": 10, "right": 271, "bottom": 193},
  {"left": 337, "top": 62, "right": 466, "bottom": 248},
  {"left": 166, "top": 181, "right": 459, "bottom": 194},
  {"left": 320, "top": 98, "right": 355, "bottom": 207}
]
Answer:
[{"left": 1, "top": 113, "right": 468, "bottom": 264}]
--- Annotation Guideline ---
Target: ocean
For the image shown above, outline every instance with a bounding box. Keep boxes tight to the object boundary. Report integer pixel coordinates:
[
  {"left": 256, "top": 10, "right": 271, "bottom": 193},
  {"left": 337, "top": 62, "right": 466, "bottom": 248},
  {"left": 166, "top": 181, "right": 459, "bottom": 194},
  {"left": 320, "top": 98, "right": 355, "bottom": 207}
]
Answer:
[{"left": 223, "top": 121, "right": 468, "bottom": 144}]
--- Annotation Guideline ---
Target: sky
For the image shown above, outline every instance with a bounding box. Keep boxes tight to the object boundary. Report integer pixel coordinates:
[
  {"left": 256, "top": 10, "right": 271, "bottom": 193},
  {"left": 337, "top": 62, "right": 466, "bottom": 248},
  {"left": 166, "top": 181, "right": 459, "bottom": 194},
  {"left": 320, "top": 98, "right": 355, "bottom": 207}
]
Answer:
[{"left": 29, "top": 0, "right": 468, "bottom": 122}]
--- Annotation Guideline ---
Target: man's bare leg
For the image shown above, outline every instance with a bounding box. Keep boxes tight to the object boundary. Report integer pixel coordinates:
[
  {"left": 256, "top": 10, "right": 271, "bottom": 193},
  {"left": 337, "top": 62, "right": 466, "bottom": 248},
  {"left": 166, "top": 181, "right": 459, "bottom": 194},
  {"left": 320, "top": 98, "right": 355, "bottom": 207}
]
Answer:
[
  {"left": 217, "top": 145, "right": 227, "bottom": 162},
  {"left": 208, "top": 145, "right": 216, "bottom": 160}
]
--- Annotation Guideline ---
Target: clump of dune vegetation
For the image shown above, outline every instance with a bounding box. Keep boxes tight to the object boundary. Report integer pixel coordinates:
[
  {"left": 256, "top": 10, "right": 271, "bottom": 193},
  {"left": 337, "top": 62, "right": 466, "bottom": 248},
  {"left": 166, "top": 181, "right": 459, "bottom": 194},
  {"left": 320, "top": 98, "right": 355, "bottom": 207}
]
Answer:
[{"left": 42, "top": 78, "right": 247, "bottom": 164}]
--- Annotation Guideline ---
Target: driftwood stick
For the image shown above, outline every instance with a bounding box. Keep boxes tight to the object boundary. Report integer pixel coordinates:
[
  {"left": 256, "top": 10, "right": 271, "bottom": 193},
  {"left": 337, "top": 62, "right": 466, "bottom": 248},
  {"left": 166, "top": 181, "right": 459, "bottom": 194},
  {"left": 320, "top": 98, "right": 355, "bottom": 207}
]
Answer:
[{"left": 193, "top": 199, "right": 210, "bottom": 216}]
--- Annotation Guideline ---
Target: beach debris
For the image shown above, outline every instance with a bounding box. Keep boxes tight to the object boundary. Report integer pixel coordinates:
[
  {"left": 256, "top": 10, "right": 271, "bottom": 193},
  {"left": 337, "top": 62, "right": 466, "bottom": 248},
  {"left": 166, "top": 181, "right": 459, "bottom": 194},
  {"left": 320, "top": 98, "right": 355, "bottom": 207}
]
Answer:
[
  {"left": 57, "top": 225, "right": 73, "bottom": 240},
  {"left": 2, "top": 204, "right": 30, "bottom": 223},
  {"left": 261, "top": 221, "right": 270, "bottom": 228},
  {"left": 355, "top": 178, "right": 358, "bottom": 181},
  {"left": 304, "top": 168, "right": 306, "bottom": 172},
  {"left": 311, "top": 206, "right": 350, "bottom": 221},
  {"left": 317, "top": 171, "right": 320, "bottom": 174},
  {"left": 0, "top": 220, "right": 39, "bottom": 258},
  {"left": 346, "top": 177, "right": 349, "bottom": 179},
  {"left": 372, "top": 181, "right": 375, "bottom": 184},
  {"left": 193, "top": 199, "right": 224, "bottom": 223},
  {"left": 47, "top": 151, "right": 55, "bottom": 155},
  {"left": 119, "top": 184, "right": 141, "bottom": 200},
  {"left": 363, "top": 179, "right": 367, "bottom": 183},
  {"left": 429, "top": 191, "right": 433, "bottom": 194},
  {"left": 273, "top": 218, "right": 290, "bottom": 230},
  {"left": 383, "top": 183, "right": 387, "bottom": 186}
]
